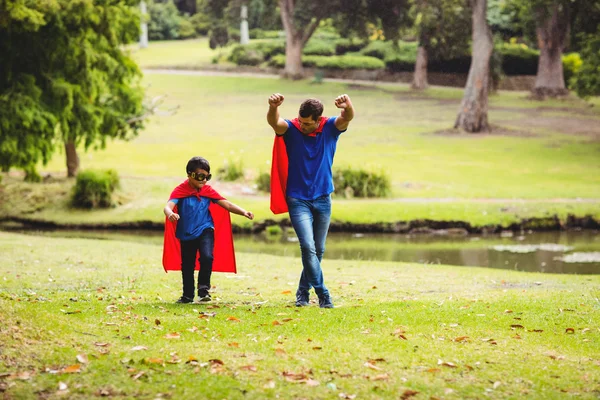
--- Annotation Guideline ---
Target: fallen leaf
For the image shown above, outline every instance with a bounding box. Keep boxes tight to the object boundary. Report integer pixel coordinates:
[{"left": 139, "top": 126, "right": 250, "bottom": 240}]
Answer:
[
  {"left": 437, "top": 359, "right": 457, "bottom": 368},
  {"left": 155, "top": 319, "right": 161, "bottom": 326},
  {"left": 371, "top": 373, "right": 390, "bottom": 381},
  {"left": 275, "top": 348, "right": 287, "bottom": 356},
  {"left": 306, "top": 378, "right": 320, "bottom": 386},
  {"left": 363, "top": 362, "right": 382, "bottom": 371},
  {"left": 130, "top": 346, "right": 148, "bottom": 351},
  {"left": 510, "top": 324, "right": 524, "bottom": 329},
  {"left": 240, "top": 365, "right": 257, "bottom": 372},
  {"left": 93, "top": 342, "right": 110, "bottom": 347},
  {"left": 228, "top": 342, "right": 239, "bottom": 348},
  {"left": 143, "top": 358, "right": 164, "bottom": 365},
  {"left": 164, "top": 332, "right": 181, "bottom": 339},
  {"left": 61, "top": 364, "right": 81, "bottom": 374},
  {"left": 339, "top": 393, "right": 357, "bottom": 399},
  {"left": 565, "top": 328, "right": 575, "bottom": 334},
  {"left": 282, "top": 371, "right": 308, "bottom": 382},
  {"left": 282, "top": 318, "right": 293, "bottom": 322},
  {"left": 131, "top": 371, "right": 145, "bottom": 380},
  {"left": 272, "top": 320, "right": 283, "bottom": 326},
  {"left": 76, "top": 354, "right": 88, "bottom": 364},
  {"left": 400, "top": 389, "right": 419, "bottom": 399},
  {"left": 312, "top": 346, "right": 322, "bottom": 350},
  {"left": 453, "top": 336, "right": 470, "bottom": 342},
  {"left": 227, "top": 316, "right": 241, "bottom": 322},
  {"left": 281, "top": 290, "right": 292, "bottom": 295}
]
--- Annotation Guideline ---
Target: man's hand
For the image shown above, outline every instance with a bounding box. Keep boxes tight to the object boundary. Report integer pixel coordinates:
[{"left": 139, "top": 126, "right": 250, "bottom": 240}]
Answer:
[
  {"left": 334, "top": 94, "right": 352, "bottom": 109},
  {"left": 268, "top": 93, "right": 285, "bottom": 107}
]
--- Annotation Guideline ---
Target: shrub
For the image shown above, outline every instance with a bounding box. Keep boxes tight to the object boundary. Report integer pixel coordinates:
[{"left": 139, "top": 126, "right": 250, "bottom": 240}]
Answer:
[
  {"left": 147, "top": 0, "right": 182, "bottom": 41},
  {"left": 178, "top": 17, "right": 196, "bottom": 39},
  {"left": 189, "top": 12, "right": 211, "bottom": 35},
  {"left": 227, "top": 45, "right": 264, "bottom": 66},
  {"left": 562, "top": 52, "right": 582, "bottom": 87},
  {"left": 333, "top": 167, "right": 391, "bottom": 198},
  {"left": 303, "top": 40, "right": 336, "bottom": 56},
  {"left": 249, "top": 29, "right": 282, "bottom": 39},
  {"left": 574, "top": 27, "right": 600, "bottom": 98},
  {"left": 268, "top": 55, "right": 385, "bottom": 70},
  {"left": 360, "top": 40, "right": 395, "bottom": 60},
  {"left": 255, "top": 171, "right": 270, "bottom": 192},
  {"left": 335, "top": 38, "right": 368, "bottom": 55},
  {"left": 71, "top": 169, "right": 120, "bottom": 209},
  {"left": 218, "top": 159, "right": 244, "bottom": 181},
  {"left": 265, "top": 225, "right": 282, "bottom": 236},
  {"left": 498, "top": 42, "right": 538, "bottom": 75}
]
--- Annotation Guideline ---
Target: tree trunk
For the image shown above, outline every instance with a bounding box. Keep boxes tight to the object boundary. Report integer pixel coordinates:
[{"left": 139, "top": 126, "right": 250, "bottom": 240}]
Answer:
[
  {"left": 412, "top": 46, "right": 429, "bottom": 90},
  {"left": 278, "top": 0, "right": 321, "bottom": 80},
  {"left": 65, "top": 141, "right": 79, "bottom": 177},
  {"left": 454, "top": 0, "right": 493, "bottom": 133},
  {"left": 532, "top": 3, "right": 570, "bottom": 98},
  {"left": 283, "top": 35, "right": 305, "bottom": 79}
]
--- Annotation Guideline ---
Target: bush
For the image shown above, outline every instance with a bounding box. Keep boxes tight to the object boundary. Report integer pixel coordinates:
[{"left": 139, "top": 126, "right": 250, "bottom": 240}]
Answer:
[
  {"left": 227, "top": 45, "right": 264, "bottom": 66},
  {"left": 218, "top": 159, "right": 244, "bottom": 181},
  {"left": 333, "top": 167, "right": 391, "bottom": 198},
  {"left": 498, "top": 42, "right": 538, "bottom": 75},
  {"left": 562, "top": 52, "right": 582, "bottom": 87},
  {"left": 268, "top": 54, "right": 385, "bottom": 70},
  {"left": 335, "top": 38, "right": 368, "bottom": 55},
  {"left": 255, "top": 171, "right": 270, "bottom": 192},
  {"left": 360, "top": 40, "right": 395, "bottom": 60},
  {"left": 303, "top": 40, "right": 336, "bottom": 56},
  {"left": 178, "top": 17, "right": 196, "bottom": 39},
  {"left": 249, "top": 29, "right": 282, "bottom": 39},
  {"left": 71, "top": 169, "right": 120, "bottom": 209},
  {"left": 189, "top": 12, "right": 211, "bottom": 36},
  {"left": 574, "top": 27, "right": 600, "bottom": 98},
  {"left": 147, "top": 0, "right": 182, "bottom": 41}
]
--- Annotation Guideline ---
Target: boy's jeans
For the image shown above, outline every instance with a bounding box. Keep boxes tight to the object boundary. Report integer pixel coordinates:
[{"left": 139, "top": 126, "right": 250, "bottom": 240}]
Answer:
[
  {"left": 287, "top": 195, "right": 331, "bottom": 298},
  {"left": 180, "top": 228, "right": 214, "bottom": 299}
]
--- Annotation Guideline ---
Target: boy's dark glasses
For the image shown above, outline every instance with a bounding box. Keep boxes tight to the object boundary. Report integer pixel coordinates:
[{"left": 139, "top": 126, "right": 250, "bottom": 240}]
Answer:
[{"left": 189, "top": 172, "right": 211, "bottom": 182}]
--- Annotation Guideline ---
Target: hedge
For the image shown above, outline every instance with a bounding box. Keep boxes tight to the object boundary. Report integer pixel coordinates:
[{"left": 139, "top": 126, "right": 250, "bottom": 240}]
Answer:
[{"left": 268, "top": 54, "right": 385, "bottom": 70}]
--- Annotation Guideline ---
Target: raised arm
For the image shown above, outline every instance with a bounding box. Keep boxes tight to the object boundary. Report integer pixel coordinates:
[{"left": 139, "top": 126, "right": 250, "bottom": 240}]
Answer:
[
  {"left": 333, "top": 94, "right": 354, "bottom": 131},
  {"left": 267, "top": 93, "right": 288, "bottom": 136}
]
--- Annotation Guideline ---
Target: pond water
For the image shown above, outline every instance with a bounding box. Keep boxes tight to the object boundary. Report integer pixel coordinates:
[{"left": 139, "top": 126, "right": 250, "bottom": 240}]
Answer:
[{"left": 3, "top": 227, "right": 599, "bottom": 275}]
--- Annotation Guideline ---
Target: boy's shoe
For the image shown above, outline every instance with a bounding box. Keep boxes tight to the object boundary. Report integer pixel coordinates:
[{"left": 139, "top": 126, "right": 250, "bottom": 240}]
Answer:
[
  {"left": 176, "top": 296, "right": 194, "bottom": 304},
  {"left": 197, "top": 290, "right": 212, "bottom": 302},
  {"left": 295, "top": 290, "right": 310, "bottom": 307},
  {"left": 318, "top": 295, "right": 334, "bottom": 309}
]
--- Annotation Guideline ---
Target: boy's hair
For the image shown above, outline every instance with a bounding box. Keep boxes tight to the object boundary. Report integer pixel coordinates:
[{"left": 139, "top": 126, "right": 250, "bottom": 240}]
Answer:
[
  {"left": 186, "top": 156, "right": 210, "bottom": 174},
  {"left": 299, "top": 98, "right": 324, "bottom": 121}
]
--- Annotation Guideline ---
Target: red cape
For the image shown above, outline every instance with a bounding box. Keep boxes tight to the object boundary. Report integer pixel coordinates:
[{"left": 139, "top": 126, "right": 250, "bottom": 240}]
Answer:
[
  {"left": 270, "top": 117, "right": 328, "bottom": 214},
  {"left": 162, "top": 182, "right": 236, "bottom": 273}
]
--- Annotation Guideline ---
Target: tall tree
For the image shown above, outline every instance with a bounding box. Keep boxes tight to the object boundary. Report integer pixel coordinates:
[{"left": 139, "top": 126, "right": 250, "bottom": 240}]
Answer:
[
  {"left": 0, "top": 0, "right": 145, "bottom": 179},
  {"left": 454, "top": 0, "right": 493, "bottom": 132},
  {"left": 280, "top": 0, "right": 409, "bottom": 79},
  {"left": 411, "top": 0, "right": 471, "bottom": 90}
]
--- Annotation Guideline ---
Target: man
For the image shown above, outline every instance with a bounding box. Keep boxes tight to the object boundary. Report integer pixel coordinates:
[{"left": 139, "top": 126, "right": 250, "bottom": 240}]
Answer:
[{"left": 267, "top": 93, "right": 355, "bottom": 308}]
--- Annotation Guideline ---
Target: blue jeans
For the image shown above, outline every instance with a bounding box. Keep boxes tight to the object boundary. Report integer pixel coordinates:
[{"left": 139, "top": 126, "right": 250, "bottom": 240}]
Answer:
[{"left": 287, "top": 195, "right": 332, "bottom": 298}]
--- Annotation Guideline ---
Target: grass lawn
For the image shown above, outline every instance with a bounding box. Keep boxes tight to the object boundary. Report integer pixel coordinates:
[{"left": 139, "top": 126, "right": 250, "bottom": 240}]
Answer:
[
  {"left": 1, "top": 232, "right": 599, "bottom": 399},
  {"left": 2, "top": 39, "right": 599, "bottom": 228}
]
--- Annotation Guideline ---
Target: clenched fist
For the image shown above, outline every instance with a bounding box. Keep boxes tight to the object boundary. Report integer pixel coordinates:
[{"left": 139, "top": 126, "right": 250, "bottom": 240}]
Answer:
[{"left": 268, "top": 93, "right": 285, "bottom": 107}]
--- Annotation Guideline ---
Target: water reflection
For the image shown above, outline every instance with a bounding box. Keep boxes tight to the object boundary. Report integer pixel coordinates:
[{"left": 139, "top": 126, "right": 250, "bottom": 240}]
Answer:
[{"left": 2, "top": 227, "right": 599, "bottom": 274}]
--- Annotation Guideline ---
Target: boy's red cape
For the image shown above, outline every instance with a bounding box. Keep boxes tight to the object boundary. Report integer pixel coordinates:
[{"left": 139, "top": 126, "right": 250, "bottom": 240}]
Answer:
[
  {"left": 162, "top": 182, "right": 236, "bottom": 273},
  {"left": 270, "top": 117, "right": 328, "bottom": 214}
]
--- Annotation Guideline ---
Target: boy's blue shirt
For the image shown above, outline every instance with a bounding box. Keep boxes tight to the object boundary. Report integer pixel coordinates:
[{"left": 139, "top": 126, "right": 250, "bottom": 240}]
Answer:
[
  {"left": 283, "top": 116, "right": 345, "bottom": 200},
  {"left": 170, "top": 196, "right": 217, "bottom": 241}
]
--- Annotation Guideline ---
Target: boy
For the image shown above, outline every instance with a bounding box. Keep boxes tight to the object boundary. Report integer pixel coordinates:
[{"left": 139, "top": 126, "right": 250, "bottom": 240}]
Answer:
[{"left": 162, "top": 156, "right": 254, "bottom": 303}]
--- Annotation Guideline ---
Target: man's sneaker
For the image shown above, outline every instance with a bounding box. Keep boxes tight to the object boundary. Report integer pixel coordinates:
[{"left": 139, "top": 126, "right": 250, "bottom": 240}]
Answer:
[
  {"left": 295, "top": 291, "right": 310, "bottom": 307},
  {"left": 318, "top": 295, "right": 334, "bottom": 309},
  {"left": 176, "top": 296, "right": 194, "bottom": 304},
  {"left": 197, "top": 290, "right": 212, "bottom": 302}
]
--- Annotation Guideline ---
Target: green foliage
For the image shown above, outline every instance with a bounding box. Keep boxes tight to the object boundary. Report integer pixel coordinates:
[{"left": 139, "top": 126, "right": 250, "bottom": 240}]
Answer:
[
  {"left": 333, "top": 167, "right": 391, "bottom": 198},
  {"left": 189, "top": 12, "right": 211, "bottom": 35},
  {"left": 249, "top": 29, "right": 282, "bottom": 39},
  {"left": 255, "top": 171, "right": 271, "bottom": 193},
  {"left": 148, "top": 0, "right": 184, "bottom": 40},
  {"left": 177, "top": 17, "right": 197, "bottom": 39},
  {"left": 303, "top": 39, "right": 336, "bottom": 56},
  {"left": 574, "top": 26, "right": 600, "bottom": 98},
  {"left": 71, "top": 169, "right": 120, "bottom": 209},
  {"left": 498, "top": 42, "right": 538, "bottom": 75},
  {"left": 218, "top": 159, "right": 244, "bottom": 181},
  {"left": 562, "top": 52, "right": 582, "bottom": 87},
  {"left": 265, "top": 224, "right": 282, "bottom": 235},
  {"left": 269, "top": 54, "right": 385, "bottom": 70},
  {"left": 227, "top": 45, "right": 264, "bottom": 66},
  {"left": 0, "top": 0, "right": 145, "bottom": 177},
  {"left": 335, "top": 37, "right": 368, "bottom": 54}
]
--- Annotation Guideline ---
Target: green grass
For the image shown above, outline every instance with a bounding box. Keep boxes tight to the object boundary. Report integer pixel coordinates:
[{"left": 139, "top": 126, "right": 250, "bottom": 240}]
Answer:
[
  {"left": 1, "top": 232, "right": 599, "bottom": 399},
  {"left": 130, "top": 38, "right": 229, "bottom": 69}
]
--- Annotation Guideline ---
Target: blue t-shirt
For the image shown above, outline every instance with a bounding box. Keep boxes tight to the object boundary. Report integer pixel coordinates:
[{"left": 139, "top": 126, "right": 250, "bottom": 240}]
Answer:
[
  {"left": 283, "top": 116, "right": 345, "bottom": 200},
  {"left": 170, "top": 196, "right": 217, "bottom": 241}
]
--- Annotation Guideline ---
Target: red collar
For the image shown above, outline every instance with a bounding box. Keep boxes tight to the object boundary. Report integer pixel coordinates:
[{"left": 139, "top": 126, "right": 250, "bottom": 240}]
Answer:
[{"left": 290, "top": 117, "right": 328, "bottom": 137}]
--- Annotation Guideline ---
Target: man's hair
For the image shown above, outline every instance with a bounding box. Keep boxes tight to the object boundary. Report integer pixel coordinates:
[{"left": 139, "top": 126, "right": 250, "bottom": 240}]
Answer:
[
  {"left": 299, "top": 98, "right": 324, "bottom": 121},
  {"left": 186, "top": 156, "right": 210, "bottom": 174}
]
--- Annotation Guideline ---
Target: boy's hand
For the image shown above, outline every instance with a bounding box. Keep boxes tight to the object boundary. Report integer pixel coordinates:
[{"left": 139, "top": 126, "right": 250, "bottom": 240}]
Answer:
[
  {"left": 334, "top": 94, "right": 352, "bottom": 109},
  {"left": 168, "top": 212, "right": 180, "bottom": 222},
  {"left": 268, "top": 93, "right": 285, "bottom": 107},
  {"left": 243, "top": 211, "right": 254, "bottom": 220}
]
